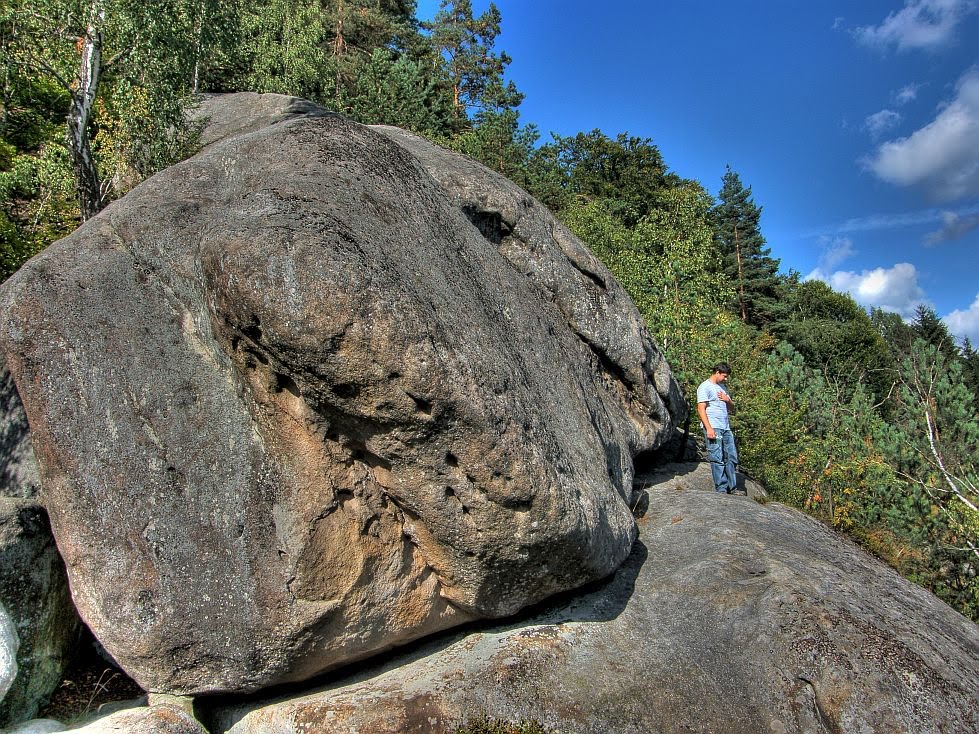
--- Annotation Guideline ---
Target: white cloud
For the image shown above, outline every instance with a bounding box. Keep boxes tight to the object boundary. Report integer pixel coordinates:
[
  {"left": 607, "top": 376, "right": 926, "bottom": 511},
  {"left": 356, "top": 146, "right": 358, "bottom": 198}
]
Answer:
[
  {"left": 856, "top": 0, "right": 978, "bottom": 51},
  {"left": 924, "top": 210, "right": 979, "bottom": 243},
  {"left": 815, "top": 235, "right": 856, "bottom": 271},
  {"left": 864, "top": 68, "right": 979, "bottom": 201},
  {"left": 806, "top": 202, "right": 979, "bottom": 237},
  {"left": 864, "top": 109, "right": 903, "bottom": 137},
  {"left": 805, "top": 262, "right": 928, "bottom": 318},
  {"left": 944, "top": 292, "right": 979, "bottom": 343},
  {"left": 895, "top": 82, "right": 923, "bottom": 105}
]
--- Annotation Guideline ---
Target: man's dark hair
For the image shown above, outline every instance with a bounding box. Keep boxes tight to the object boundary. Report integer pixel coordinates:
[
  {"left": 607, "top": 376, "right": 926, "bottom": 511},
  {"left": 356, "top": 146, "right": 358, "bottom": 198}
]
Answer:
[{"left": 712, "top": 362, "right": 732, "bottom": 375}]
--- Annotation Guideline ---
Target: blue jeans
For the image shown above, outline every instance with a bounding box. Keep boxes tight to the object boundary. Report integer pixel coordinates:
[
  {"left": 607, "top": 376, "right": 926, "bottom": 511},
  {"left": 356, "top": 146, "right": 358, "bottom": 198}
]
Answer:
[{"left": 705, "top": 428, "right": 738, "bottom": 493}]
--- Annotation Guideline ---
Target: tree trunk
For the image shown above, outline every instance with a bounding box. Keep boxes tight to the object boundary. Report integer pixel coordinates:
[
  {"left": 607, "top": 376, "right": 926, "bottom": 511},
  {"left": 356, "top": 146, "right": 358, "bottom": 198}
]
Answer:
[
  {"left": 734, "top": 223, "right": 747, "bottom": 322},
  {"left": 67, "top": 2, "right": 105, "bottom": 221},
  {"left": 332, "top": 0, "right": 347, "bottom": 103},
  {"left": 191, "top": 0, "right": 207, "bottom": 94}
]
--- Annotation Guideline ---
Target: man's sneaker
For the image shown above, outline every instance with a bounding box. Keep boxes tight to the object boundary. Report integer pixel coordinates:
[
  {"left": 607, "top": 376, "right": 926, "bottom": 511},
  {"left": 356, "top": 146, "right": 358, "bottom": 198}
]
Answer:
[{"left": 731, "top": 489, "right": 748, "bottom": 496}]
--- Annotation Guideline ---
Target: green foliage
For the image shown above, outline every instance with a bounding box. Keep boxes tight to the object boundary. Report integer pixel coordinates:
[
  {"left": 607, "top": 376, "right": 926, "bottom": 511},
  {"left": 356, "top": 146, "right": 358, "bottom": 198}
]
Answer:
[
  {"left": 885, "top": 339, "right": 979, "bottom": 613},
  {"left": 776, "top": 279, "right": 892, "bottom": 403},
  {"left": 449, "top": 107, "right": 538, "bottom": 182},
  {"left": 240, "top": 0, "right": 420, "bottom": 109},
  {"left": 2, "top": 0, "right": 213, "bottom": 231},
  {"left": 535, "top": 130, "right": 668, "bottom": 226},
  {"left": 239, "top": 0, "right": 331, "bottom": 101},
  {"left": 735, "top": 335, "right": 978, "bottom": 619},
  {"left": 345, "top": 49, "right": 453, "bottom": 136}
]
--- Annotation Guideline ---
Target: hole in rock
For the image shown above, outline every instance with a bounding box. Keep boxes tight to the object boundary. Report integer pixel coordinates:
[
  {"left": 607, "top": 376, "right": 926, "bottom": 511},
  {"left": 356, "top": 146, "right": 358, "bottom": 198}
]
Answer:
[
  {"left": 445, "top": 486, "right": 456, "bottom": 499},
  {"left": 332, "top": 383, "right": 360, "bottom": 399},
  {"left": 446, "top": 452, "right": 459, "bottom": 468},
  {"left": 275, "top": 373, "right": 301, "bottom": 398},
  {"left": 243, "top": 318, "right": 262, "bottom": 343},
  {"left": 349, "top": 443, "right": 391, "bottom": 470},
  {"left": 411, "top": 395, "right": 433, "bottom": 415},
  {"left": 632, "top": 446, "right": 669, "bottom": 477},
  {"left": 39, "top": 631, "right": 143, "bottom": 722},
  {"left": 462, "top": 205, "right": 512, "bottom": 245},
  {"left": 336, "top": 489, "right": 355, "bottom": 505}
]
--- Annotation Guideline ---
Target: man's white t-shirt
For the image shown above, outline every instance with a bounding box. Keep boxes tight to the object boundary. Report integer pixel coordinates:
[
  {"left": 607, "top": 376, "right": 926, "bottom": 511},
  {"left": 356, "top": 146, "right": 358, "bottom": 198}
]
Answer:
[{"left": 697, "top": 380, "right": 730, "bottom": 430}]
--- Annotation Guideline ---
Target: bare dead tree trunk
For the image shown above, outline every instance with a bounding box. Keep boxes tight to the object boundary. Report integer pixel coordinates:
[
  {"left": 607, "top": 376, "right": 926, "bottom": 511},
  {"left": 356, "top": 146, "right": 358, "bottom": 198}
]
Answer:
[
  {"left": 67, "top": 2, "right": 105, "bottom": 221},
  {"left": 332, "top": 0, "right": 347, "bottom": 103},
  {"left": 191, "top": 0, "right": 207, "bottom": 94}
]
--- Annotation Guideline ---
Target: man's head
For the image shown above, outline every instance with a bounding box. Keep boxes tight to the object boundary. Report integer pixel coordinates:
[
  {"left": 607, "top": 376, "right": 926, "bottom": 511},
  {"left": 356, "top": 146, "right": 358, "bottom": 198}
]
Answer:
[{"left": 711, "top": 362, "right": 731, "bottom": 383}]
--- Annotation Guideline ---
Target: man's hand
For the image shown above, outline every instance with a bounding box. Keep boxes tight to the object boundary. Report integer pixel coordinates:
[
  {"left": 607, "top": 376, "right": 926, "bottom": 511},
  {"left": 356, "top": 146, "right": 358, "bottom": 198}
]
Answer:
[
  {"left": 718, "top": 390, "right": 732, "bottom": 404},
  {"left": 705, "top": 426, "right": 716, "bottom": 440}
]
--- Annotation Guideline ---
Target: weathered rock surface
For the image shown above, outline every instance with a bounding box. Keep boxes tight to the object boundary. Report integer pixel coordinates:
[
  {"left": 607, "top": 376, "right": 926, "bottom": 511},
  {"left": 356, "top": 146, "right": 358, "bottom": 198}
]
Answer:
[
  {"left": 1, "top": 719, "right": 65, "bottom": 734},
  {"left": 0, "top": 500, "right": 81, "bottom": 726},
  {"left": 637, "top": 460, "right": 767, "bottom": 499},
  {"left": 0, "top": 602, "right": 16, "bottom": 703},
  {"left": 0, "top": 362, "right": 40, "bottom": 500},
  {"left": 213, "top": 488, "right": 979, "bottom": 734},
  {"left": 70, "top": 705, "right": 206, "bottom": 734},
  {"left": 0, "top": 92, "right": 684, "bottom": 695}
]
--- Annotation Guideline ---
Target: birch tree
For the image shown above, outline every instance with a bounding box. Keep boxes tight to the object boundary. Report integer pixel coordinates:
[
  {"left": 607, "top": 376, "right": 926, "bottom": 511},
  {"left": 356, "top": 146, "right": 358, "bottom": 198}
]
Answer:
[{"left": 3, "top": 0, "right": 223, "bottom": 220}]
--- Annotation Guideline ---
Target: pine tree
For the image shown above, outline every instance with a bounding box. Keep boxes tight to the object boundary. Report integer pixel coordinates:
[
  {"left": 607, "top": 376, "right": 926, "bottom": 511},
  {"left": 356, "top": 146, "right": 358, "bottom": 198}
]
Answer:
[
  {"left": 962, "top": 338, "right": 979, "bottom": 400},
  {"left": 711, "top": 165, "right": 782, "bottom": 326},
  {"left": 910, "top": 304, "right": 960, "bottom": 363},
  {"left": 345, "top": 49, "right": 452, "bottom": 136},
  {"left": 240, "top": 0, "right": 424, "bottom": 111},
  {"left": 886, "top": 339, "right": 979, "bottom": 615},
  {"left": 426, "top": 0, "right": 511, "bottom": 127}
]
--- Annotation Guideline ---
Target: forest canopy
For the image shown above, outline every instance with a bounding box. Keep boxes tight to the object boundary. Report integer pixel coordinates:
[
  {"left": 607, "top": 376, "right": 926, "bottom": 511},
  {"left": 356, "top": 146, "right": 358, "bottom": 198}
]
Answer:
[{"left": 2, "top": 0, "right": 977, "bottom": 621}]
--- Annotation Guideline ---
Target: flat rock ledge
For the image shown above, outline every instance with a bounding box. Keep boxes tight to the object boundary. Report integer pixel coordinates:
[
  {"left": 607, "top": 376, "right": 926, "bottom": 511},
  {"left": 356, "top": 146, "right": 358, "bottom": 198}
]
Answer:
[{"left": 211, "top": 488, "right": 979, "bottom": 734}]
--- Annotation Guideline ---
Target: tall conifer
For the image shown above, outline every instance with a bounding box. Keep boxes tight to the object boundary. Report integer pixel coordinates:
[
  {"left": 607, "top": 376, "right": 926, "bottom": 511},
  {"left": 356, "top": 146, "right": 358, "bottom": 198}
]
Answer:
[{"left": 711, "top": 166, "right": 782, "bottom": 326}]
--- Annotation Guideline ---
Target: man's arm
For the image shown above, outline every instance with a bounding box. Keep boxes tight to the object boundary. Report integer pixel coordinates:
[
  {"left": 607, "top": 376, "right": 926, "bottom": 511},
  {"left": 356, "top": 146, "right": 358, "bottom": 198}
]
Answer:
[{"left": 698, "top": 402, "right": 715, "bottom": 439}]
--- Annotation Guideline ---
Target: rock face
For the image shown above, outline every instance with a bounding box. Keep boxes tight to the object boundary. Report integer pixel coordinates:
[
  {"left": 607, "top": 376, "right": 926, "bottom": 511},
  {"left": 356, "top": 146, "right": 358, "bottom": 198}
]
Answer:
[
  {"left": 0, "top": 602, "right": 16, "bottom": 702},
  {"left": 0, "top": 499, "right": 81, "bottom": 725},
  {"left": 215, "top": 487, "right": 979, "bottom": 734},
  {"left": 70, "top": 705, "right": 207, "bottom": 734},
  {"left": 0, "top": 362, "right": 41, "bottom": 500},
  {"left": 0, "top": 93, "right": 684, "bottom": 695}
]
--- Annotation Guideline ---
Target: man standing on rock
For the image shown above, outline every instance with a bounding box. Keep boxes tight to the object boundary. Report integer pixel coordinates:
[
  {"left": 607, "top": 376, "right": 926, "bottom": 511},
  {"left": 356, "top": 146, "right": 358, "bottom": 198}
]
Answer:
[{"left": 697, "top": 362, "right": 743, "bottom": 495}]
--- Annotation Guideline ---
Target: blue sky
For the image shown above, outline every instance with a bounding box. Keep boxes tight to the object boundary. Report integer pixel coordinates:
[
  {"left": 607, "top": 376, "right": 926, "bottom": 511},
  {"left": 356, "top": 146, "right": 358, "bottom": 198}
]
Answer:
[{"left": 416, "top": 1, "right": 979, "bottom": 344}]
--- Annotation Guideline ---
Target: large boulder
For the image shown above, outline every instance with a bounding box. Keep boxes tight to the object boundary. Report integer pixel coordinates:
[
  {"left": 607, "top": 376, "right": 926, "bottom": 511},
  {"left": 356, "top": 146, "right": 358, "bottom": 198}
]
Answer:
[
  {"left": 0, "top": 93, "right": 684, "bottom": 695},
  {"left": 0, "top": 499, "right": 82, "bottom": 726},
  {"left": 213, "top": 488, "right": 979, "bottom": 734}
]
